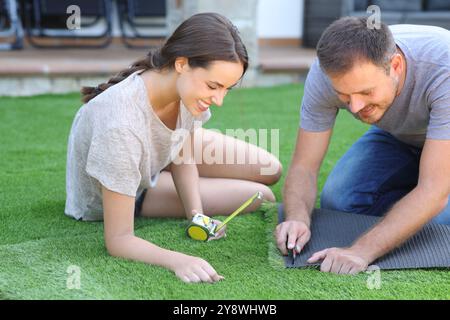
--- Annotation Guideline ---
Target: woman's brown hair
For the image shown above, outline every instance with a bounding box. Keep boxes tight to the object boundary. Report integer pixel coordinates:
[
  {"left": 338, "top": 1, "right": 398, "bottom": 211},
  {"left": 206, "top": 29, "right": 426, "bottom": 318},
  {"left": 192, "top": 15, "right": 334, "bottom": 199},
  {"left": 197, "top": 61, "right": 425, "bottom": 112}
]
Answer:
[{"left": 81, "top": 12, "right": 249, "bottom": 103}]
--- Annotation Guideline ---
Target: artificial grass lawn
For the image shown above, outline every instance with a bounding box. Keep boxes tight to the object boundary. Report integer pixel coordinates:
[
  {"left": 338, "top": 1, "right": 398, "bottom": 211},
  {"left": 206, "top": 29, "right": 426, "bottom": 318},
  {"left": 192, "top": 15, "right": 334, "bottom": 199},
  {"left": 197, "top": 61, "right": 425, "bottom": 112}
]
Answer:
[{"left": 1, "top": 85, "right": 449, "bottom": 299}]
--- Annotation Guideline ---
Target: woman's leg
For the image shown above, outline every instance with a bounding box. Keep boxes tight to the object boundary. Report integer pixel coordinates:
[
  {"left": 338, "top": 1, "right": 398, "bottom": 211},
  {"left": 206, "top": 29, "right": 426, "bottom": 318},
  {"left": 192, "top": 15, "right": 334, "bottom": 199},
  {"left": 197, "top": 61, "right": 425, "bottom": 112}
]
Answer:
[
  {"left": 140, "top": 172, "right": 275, "bottom": 218},
  {"left": 194, "top": 129, "right": 282, "bottom": 185},
  {"left": 140, "top": 128, "right": 282, "bottom": 218}
]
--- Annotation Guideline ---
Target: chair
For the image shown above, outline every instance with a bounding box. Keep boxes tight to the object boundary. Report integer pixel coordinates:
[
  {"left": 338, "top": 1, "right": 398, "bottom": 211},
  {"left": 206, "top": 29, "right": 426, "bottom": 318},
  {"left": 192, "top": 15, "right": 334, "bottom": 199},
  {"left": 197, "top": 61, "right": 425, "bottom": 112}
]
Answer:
[
  {"left": 21, "top": 0, "right": 113, "bottom": 48},
  {"left": 0, "top": 0, "right": 24, "bottom": 50},
  {"left": 117, "top": 0, "right": 168, "bottom": 48}
]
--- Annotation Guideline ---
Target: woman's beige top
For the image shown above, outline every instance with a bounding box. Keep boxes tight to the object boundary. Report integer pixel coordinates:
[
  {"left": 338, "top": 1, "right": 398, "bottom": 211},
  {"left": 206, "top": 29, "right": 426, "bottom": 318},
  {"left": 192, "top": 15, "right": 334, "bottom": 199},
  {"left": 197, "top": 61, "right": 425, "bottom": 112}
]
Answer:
[{"left": 65, "top": 71, "right": 211, "bottom": 221}]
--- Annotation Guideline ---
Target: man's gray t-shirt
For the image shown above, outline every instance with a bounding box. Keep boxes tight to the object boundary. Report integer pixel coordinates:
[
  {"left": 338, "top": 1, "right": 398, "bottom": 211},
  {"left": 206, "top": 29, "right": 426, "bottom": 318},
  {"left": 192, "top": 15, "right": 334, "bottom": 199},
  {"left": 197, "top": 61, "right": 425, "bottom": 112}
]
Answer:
[
  {"left": 300, "top": 25, "right": 450, "bottom": 148},
  {"left": 65, "top": 71, "right": 211, "bottom": 221}
]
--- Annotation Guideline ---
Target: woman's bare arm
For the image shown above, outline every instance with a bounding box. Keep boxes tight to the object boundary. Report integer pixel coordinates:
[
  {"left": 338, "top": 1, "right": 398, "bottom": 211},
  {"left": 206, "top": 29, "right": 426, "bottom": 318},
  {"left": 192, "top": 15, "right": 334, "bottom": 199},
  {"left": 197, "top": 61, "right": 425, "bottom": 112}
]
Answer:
[
  {"left": 101, "top": 185, "right": 223, "bottom": 283},
  {"left": 170, "top": 133, "right": 203, "bottom": 219}
]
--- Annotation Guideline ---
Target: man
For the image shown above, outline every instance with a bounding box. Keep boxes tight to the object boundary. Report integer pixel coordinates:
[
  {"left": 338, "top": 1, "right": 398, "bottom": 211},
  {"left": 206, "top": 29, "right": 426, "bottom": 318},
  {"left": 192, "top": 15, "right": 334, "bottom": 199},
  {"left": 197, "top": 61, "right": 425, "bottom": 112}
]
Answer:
[{"left": 276, "top": 17, "right": 450, "bottom": 275}]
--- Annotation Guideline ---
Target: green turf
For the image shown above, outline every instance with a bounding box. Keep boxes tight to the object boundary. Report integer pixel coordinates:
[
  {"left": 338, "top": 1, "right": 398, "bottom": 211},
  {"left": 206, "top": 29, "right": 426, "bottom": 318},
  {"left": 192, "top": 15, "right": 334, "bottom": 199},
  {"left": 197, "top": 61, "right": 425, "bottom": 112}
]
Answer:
[{"left": 1, "top": 85, "right": 449, "bottom": 299}]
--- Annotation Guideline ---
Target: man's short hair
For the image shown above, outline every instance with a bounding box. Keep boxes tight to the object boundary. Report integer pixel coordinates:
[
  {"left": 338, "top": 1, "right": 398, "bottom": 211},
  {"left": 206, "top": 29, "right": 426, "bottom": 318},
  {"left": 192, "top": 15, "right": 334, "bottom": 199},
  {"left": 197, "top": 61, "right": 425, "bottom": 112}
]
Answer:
[{"left": 317, "top": 17, "right": 397, "bottom": 75}]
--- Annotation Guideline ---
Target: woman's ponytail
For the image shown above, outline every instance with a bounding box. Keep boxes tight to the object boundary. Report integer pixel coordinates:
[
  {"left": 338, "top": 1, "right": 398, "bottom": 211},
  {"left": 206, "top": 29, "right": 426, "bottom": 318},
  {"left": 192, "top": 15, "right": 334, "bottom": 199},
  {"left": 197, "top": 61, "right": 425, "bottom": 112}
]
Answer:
[{"left": 81, "top": 49, "right": 161, "bottom": 103}]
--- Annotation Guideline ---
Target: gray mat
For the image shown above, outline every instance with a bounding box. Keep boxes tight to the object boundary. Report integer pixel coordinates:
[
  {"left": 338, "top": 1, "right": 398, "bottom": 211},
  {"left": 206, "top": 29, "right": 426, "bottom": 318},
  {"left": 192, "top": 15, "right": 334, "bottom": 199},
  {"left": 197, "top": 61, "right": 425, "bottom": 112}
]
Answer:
[{"left": 278, "top": 205, "right": 450, "bottom": 270}]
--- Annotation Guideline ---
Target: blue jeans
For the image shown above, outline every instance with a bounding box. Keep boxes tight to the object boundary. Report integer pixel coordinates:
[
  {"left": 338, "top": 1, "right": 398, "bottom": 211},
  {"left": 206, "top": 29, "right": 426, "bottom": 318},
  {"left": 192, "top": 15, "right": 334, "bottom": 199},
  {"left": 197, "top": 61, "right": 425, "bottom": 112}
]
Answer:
[{"left": 320, "top": 126, "right": 450, "bottom": 225}]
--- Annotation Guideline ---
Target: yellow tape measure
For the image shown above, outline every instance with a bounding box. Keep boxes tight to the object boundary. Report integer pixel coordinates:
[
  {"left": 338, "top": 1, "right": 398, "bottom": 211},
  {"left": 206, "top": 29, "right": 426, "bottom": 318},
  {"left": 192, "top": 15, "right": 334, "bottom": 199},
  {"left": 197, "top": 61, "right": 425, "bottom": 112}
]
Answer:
[{"left": 186, "top": 191, "right": 263, "bottom": 241}]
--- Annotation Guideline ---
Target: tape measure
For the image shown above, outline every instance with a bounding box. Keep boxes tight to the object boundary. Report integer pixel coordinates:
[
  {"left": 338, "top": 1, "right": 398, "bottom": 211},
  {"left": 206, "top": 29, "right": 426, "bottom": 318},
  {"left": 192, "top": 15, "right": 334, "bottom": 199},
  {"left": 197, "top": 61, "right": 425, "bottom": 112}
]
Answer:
[
  {"left": 186, "top": 191, "right": 263, "bottom": 241},
  {"left": 186, "top": 213, "right": 218, "bottom": 241}
]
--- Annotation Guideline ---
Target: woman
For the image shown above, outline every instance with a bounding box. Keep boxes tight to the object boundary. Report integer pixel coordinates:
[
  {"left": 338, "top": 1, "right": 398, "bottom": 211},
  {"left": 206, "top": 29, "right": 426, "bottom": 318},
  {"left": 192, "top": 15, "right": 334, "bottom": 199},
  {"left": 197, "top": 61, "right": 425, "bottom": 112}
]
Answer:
[{"left": 65, "top": 13, "right": 281, "bottom": 283}]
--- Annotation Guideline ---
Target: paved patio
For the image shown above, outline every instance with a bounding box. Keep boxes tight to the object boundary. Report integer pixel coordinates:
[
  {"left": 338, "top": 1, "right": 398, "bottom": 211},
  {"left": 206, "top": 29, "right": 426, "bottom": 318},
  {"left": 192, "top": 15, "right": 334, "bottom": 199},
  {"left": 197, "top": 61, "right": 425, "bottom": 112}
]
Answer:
[{"left": 0, "top": 44, "right": 316, "bottom": 95}]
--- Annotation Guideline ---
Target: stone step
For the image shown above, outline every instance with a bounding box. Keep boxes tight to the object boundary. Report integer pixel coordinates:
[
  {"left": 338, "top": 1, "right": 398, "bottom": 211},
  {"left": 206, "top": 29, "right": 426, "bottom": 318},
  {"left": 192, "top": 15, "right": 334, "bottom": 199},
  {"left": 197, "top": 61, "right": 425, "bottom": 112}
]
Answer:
[{"left": 0, "top": 45, "right": 316, "bottom": 96}]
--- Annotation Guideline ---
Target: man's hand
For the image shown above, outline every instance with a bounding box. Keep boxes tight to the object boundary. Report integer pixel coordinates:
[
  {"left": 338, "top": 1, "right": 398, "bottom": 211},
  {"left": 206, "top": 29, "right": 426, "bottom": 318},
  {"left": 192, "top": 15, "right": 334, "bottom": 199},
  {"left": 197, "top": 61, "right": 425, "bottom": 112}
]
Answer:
[
  {"left": 307, "top": 247, "right": 369, "bottom": 275},
  {"left": 275, "top": 220, "right": 311, "bottom": 256}
]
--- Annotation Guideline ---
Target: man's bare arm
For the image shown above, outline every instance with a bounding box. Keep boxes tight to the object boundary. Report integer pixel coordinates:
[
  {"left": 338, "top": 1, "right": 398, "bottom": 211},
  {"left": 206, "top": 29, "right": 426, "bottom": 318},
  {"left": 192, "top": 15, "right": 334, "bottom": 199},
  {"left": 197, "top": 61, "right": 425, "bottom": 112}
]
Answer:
[
  {"left": 276, "top": 128, "right": 332, "bottom": 255},
  {"left": 283, "top": 128, "right": 333, "bottom": 226}
]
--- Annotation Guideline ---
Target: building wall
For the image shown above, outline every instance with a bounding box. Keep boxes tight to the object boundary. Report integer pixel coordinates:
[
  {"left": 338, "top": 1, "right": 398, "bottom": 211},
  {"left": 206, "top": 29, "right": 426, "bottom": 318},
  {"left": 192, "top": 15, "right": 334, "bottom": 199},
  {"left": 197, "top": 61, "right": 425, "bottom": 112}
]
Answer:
[
  {"left": 257, "top": 0, "right": 304, "bottom": 39},
  {"left": 77, "top": 0, "right": 305, "bottom": 41}
]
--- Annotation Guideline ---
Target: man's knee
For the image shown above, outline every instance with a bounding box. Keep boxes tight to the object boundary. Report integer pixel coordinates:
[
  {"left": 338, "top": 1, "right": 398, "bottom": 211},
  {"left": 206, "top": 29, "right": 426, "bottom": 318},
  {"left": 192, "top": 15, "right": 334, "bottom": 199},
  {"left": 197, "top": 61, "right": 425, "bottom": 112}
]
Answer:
[
  {"left": 431, "top": 197, "right": 450, "bottom": 225},
  {"left": 321, "top": 173, "right": 347, "bottom": 210},
  {"left": 320, "top": 176, "right": 368, "bottom": 214}
]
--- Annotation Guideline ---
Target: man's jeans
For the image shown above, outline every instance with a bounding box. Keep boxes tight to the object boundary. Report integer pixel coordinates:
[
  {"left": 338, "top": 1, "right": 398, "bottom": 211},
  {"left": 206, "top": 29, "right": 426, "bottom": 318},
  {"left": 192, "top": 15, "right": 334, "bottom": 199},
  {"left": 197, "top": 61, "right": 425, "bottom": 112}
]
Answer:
[{"left": 321, "top": 126, "right": 450, "bottom": 225}]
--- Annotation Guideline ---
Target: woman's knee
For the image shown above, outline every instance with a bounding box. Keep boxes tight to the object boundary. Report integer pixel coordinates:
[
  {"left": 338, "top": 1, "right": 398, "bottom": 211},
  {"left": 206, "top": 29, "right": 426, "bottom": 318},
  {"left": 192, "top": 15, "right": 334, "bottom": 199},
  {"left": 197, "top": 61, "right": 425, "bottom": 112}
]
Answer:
[
  {"left": 258, "top": 183, "right": 276, "bottom": 203},
  {"left": 258, "top": 156, "right": 283, "bottom": 186}
]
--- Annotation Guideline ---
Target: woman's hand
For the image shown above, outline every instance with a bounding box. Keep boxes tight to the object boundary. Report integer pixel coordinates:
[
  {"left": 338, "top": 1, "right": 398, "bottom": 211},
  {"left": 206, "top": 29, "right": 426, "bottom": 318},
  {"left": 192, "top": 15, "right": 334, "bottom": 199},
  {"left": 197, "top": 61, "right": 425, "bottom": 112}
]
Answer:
[
  {"left": 208, "top": 219, "right": 227, "bottom": 241},
  {"left": 172, "top": 253, "right": 225, "bottom": 283},
  {"left": 190, "top": 210, "right": 227, "bottom": 241}
]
